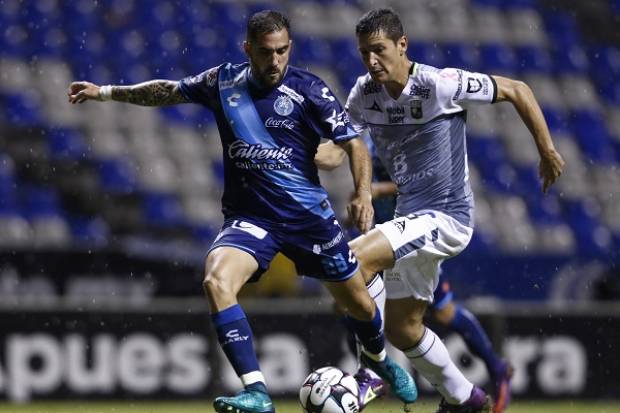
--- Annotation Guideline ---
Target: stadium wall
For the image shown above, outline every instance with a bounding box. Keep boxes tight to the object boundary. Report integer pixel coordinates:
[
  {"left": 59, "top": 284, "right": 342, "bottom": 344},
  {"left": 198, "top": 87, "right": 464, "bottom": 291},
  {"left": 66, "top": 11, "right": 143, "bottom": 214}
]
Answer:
[{"left": 0, "top": 300, "right": 618, "bottom": 402}]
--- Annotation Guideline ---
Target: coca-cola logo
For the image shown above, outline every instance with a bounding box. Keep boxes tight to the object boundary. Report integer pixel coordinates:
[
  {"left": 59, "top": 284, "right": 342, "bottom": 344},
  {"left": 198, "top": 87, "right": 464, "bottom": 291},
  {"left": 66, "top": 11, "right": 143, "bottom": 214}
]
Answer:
[
  {"left": 264, "top": 117, "right": 295, "bottom": 130},
  {"left": 227, "top": 140, "right": 293, "bottom": 161}
]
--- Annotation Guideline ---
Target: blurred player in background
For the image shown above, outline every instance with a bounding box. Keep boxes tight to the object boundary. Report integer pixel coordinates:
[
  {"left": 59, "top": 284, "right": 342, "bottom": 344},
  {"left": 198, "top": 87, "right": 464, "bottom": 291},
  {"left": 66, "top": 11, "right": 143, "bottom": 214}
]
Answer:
[
  {"left": 67, "top": 9, "right": 418, "bottom": 413},
  {"left": 316, "top": 7, "right": 564, "bottom": 413},
  {"left": 318, "top": 135, "right": 514, "bottom": 412}
]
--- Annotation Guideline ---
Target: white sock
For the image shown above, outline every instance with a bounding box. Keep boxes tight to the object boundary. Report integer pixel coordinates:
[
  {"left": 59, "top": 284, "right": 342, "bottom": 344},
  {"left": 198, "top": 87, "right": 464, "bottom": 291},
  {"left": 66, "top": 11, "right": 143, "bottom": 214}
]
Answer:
[
  {"left": 405, "top": 327, "right": 473, "bottom": 404},
  {"left": 241, "top": 371, "right": 266, "bottom": 387},
  {"left": 355, "top": 274, "right": 387, "bottom": 366},
  {"left": 367, "top": 273, "right": 386, "bottom": 331}
]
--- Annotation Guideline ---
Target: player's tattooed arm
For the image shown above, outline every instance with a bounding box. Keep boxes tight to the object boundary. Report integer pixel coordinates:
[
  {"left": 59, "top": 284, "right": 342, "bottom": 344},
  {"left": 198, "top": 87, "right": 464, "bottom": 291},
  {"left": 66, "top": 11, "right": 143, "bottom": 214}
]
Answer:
[
  {"left": 68, "top": 80, "right": 189, "bottom": 106},
  {"left": 111, "top": 80, "right": 189, "bottom": 106}
]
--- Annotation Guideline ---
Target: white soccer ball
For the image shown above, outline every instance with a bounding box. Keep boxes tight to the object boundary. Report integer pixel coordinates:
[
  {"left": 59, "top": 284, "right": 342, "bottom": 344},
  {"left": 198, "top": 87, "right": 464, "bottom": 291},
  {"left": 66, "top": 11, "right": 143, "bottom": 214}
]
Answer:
[{"left": 299, "top": 366, "right": 360, "bottom": 413}]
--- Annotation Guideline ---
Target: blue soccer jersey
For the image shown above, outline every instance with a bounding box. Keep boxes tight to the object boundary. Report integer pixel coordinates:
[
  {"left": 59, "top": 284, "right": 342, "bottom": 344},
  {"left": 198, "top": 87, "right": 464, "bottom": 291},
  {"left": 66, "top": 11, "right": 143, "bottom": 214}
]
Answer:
[{"left": 178, "top": 63, "right": 358, "bottom": 227}]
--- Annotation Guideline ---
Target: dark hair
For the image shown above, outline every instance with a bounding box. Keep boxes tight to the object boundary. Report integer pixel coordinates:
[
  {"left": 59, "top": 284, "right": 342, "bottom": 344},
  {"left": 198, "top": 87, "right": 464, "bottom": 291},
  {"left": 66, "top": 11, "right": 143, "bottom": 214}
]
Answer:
[
  {"left": 247, "top": 10, "right": 290, "bottom": 41},
  {"left": 355, "top": 8, "right": 404, "bottom": 43}
]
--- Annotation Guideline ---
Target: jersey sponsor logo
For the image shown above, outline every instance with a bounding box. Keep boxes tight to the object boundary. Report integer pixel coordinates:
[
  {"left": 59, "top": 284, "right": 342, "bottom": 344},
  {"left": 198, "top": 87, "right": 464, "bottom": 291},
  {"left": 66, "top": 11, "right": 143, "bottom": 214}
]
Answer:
[
  {"left": 311, "top": 230, "right": 344, "bottom": 254},
  {"left": 321, "top": 231, "right": 344, "bottom": 251},
  {"left": 452, "top": 69, "right": 463, "bottom": 100},
  {"left": 265, "top": 116, "right": 295, "bottom": 130},
  {"left": 394, "top": 167, "right": 435, "bottom": 185},
  {"left": 227, "top": 93, "right": 241, "bottom": 107},
  {"left": 387, "top": 106, "right": 405, "bottom": 124},
  {"left": 325, "top": 109, "right": 348, "bottom": 131},
  {"left": 366, "top": 100, "right": 383, "bottom": 112},
  {"left": 228, "top": 140, "right": 293, "bottom": 170},
  {"left": 277, "top": 84, "right": 305, "bottom": 104},
  {"left": 363, "top": 80, "right": 381, "bottom": 95},
  {"left": 409, "top": 85, "right": 431, "bottom": 99},
  {"left": 274, "top": 95, "right": 294, "bottom": 116}
]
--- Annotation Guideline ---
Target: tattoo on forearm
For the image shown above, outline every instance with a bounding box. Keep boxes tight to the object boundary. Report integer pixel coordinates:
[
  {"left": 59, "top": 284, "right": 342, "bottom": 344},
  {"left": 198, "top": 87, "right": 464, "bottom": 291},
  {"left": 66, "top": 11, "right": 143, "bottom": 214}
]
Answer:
[{"left": 111, "top": 80, "right": 188, "bottom": 106}]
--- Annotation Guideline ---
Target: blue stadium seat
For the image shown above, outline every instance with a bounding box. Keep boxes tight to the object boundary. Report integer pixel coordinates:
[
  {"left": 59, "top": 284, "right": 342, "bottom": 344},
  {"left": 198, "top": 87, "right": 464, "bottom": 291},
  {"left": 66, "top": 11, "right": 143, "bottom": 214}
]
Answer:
[
  {"left": 515, "top": 46, "right": 552, "bottom": 73},
  {"left": 541, "top": 107, "right": 569, "bottom": 133},
  {"left": 542, "top": 12, "right": 581, "bottom": 48},
  {"left": 571, "top": 110, "right": 616, "bottom": 162},
  {"left": 21, "top": 185, "right": 62, "bottom": 219},
  {"left": 69, "top": 215, "right": 110, "bottom": 246},
  {"left": 2, "top": 93, "right": 43, "bottom": 127},
  {"left": 480, "top": 44, "right": 517, "bottom": 73},
  {"left": 47, "top": 128, "right": 89, "bottom": 160},
  {"left": 98, "top": 158, "right": 138, "bottom": 194},
  {"left": 143, "top": 192, "right": 185, "bottom": 227},
  {"left": 552, "top": 45, "right": 589, "bottom": 74},
  {"left": 443, "top": 43, "right": 480, "bottom": 72},
  {"left": 410, "top": 42, "right": 445, "bottom": 69}
]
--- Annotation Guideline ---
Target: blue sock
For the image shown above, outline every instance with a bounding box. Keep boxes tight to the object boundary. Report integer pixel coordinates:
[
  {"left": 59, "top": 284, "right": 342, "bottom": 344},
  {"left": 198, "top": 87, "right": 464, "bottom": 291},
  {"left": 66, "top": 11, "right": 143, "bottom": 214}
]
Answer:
[
  {"left": 450, "top": 305, "right": 501, "bottom": 373},
  {"left": 211, "top": 304, "right": 261, "bottom": 379},
  {"left": 345, "top": 309, "right": 384, "bottom": 356}
]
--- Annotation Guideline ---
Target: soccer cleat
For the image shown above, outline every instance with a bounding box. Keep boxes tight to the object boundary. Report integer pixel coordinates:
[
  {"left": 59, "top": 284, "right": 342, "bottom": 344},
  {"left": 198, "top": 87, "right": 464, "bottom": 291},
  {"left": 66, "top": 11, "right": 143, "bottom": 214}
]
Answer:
[
  {"left": 213, "top": 387, "right": 275, "bottom": 413},
  {"left": 491, "top": 361, "right": 514, "bottom": 413},
  {"left": 435, "top": 386, "right": 491, "bottom": 413},
  {"left": 360, "top": 353, "right": 418, "bottom": 404},
  {"left": 354, "top": 368, "right": 387, "bottom": 410}
]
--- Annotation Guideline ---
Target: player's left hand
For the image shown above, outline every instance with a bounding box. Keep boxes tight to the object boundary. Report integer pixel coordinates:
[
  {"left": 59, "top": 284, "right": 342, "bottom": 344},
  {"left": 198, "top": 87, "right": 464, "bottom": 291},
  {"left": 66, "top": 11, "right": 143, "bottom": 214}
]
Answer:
[
  {"left": 347, "top": 189, "right": 374, "bottom": 233},
  {"left": 539, "top": 148, "right": 565, "bottom": 193}
]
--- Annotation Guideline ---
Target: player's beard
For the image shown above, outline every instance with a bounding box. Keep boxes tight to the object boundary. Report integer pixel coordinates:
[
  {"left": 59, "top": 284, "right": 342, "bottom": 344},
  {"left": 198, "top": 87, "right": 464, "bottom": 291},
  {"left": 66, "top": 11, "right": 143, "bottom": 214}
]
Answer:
[{"left": 259, "top": 66, "right": 284, "bottom": 88}]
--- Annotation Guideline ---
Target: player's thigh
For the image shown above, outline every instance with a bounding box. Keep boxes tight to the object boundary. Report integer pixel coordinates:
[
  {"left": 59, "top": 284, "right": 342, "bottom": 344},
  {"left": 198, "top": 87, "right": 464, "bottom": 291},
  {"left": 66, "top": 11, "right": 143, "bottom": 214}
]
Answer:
[
  {"left": 385, "top": 297, "right": 428, "bottom": 348},
  {"left": 205, "top": 246, "right": 259, "bottom": 289},
  {"left": 348, "top": 228, "right": 395, "bottom": 281}
]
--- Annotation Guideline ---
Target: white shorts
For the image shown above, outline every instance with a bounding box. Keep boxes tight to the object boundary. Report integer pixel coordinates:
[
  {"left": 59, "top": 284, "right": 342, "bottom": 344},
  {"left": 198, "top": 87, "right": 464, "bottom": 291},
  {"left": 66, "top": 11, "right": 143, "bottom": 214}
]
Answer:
[{"left": 376, "top": 210, "right": 473, "bottom": 302}]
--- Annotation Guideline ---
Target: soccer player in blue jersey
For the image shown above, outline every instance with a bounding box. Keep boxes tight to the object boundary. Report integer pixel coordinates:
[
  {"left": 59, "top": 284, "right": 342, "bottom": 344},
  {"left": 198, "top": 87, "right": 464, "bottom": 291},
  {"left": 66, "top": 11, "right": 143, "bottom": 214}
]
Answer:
[
  {"left": 319, "top": 137, "right": 514, "bottom": 411},
  {"left": 67, "top": 9, "right": 417, "bottom": 413},
  {"left": 317, "top": 7, "right": 564, "bottom": 413}
]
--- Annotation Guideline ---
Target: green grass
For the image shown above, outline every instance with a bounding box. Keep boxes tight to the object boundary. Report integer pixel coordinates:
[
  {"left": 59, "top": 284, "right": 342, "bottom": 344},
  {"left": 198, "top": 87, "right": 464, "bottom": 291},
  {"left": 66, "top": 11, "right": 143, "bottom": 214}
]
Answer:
[{"left": 1, "top": 400, "right": 620, "bottom": 413}]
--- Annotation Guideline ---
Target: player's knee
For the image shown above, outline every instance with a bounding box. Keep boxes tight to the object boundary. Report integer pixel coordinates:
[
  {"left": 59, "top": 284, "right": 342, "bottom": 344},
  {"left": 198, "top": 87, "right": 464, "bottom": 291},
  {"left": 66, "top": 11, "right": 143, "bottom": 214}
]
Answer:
[{"left": 203, "top": 268, "right": 233, "bottom": 299}]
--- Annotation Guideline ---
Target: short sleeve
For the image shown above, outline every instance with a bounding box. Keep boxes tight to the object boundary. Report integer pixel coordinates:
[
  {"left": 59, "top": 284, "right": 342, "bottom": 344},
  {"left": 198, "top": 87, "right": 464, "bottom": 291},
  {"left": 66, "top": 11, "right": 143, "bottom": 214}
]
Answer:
[
  {"left": 436, "top": 67, "right": 497, "bottom": 106},
  {"left": 178, "top": 66, "right": 221, "bottom": 108},
  {"left": 307, "top": 79, "right": 358, "bottom": 143},
  {"left": 345, "top": 80, "right": 367, "bottom": 134}
]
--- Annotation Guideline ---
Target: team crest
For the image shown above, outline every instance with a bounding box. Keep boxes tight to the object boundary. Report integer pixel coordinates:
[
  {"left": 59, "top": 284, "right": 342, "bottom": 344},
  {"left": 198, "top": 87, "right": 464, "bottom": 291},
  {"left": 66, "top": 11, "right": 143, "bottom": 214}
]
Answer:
[
  {"left": 274, "top": 95, "right": 294, "bottom": 116},
  {"left": 410, "top": 98, "right": 423, "bottom": 119}
]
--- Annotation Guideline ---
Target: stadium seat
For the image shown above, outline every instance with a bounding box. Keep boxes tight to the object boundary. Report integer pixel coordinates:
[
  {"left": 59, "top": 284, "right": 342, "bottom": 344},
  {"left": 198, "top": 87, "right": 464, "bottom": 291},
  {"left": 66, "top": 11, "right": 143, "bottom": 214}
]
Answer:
[{"left": 0, "top": 0, "right": 617, "bottom": 264}]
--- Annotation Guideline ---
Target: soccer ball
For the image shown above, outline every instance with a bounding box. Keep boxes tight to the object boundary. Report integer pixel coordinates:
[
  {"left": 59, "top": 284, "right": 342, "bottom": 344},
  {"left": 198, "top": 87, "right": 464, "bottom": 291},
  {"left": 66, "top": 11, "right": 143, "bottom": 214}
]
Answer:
[{"left": 299, "top": 366, "right": 360, "bottom": 413}]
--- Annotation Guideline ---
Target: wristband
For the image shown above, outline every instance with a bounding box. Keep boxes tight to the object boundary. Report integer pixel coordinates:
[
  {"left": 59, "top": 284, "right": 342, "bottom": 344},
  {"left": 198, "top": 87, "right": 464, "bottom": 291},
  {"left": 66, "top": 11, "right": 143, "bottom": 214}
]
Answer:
[{"left": 99, "top": 85, "right": 113, "bottom": 101}]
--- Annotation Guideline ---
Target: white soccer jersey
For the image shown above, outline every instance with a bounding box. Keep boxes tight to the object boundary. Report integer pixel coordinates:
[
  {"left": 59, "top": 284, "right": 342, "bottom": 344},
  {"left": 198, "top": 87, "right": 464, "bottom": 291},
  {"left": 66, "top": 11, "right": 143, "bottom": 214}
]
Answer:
[{"left": 346, "top": 63, "right": 497, "bottom": 227}]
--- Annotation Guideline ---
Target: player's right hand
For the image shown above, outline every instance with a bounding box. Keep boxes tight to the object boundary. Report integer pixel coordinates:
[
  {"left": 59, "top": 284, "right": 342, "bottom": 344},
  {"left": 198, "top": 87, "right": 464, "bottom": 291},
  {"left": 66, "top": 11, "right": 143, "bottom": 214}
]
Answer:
[{"left": 67, "top": 81, "right": 101, "bottom": 104}]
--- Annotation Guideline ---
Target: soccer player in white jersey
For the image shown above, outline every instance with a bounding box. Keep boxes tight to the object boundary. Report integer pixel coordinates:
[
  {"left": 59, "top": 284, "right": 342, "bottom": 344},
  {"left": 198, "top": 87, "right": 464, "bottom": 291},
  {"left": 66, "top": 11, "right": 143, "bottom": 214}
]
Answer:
[{"left": 317, "top": 8, "right": 564, "bottom": 413}]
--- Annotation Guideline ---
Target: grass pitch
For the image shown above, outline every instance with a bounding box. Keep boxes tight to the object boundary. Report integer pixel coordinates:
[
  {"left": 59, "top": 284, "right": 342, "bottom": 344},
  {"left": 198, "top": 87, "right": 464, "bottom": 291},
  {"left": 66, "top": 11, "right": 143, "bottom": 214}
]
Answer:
[{"left": 1, "top": 399, "right": 619, "bottom": 413}]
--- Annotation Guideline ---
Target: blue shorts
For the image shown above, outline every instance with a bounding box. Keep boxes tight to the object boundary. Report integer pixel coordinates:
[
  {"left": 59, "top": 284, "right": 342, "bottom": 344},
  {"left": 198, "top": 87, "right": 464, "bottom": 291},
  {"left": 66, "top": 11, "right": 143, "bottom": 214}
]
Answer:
[
  {"left": 209, "top": 215, "right": 359, "bottom": 282},
  {"left": 431, "top": 279, "right": 454, "bottom": 310}
]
